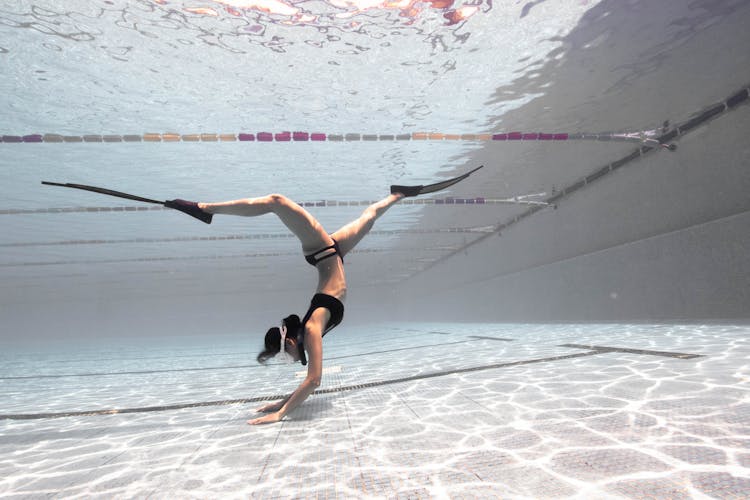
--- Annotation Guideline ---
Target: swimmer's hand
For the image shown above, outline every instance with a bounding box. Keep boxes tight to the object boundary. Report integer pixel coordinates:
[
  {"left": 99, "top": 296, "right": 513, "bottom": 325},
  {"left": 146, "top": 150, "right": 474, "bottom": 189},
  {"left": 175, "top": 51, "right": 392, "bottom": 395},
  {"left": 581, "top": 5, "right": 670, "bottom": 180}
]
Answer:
[
  {"left": 255, "top": 401, "right": 284, "bottom": 413},
  {"left": 248, "top": 412, "right": 282, "bottom": 425}
]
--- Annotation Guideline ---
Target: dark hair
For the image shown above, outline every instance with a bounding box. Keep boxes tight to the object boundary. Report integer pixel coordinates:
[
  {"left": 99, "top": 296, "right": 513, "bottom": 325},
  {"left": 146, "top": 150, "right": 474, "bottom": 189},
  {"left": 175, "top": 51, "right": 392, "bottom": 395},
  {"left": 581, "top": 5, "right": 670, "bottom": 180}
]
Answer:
[
  {"left": 257, "top": 314, "right": 301, "bottom": 364},
  {"left": 257, "top": 326, "right": 281, "bottom": 364}
]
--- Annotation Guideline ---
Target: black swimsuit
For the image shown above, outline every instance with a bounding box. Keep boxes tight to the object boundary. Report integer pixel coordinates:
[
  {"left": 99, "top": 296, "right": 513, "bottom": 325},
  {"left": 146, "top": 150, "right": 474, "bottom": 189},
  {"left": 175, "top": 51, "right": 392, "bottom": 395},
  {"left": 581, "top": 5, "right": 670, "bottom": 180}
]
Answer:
[
  {"left": 303, "top": 293, "right": 345, "bottom": 335},
  {"left": 296, "top": 240, "right": 346, "bottom": 365},
  {"left": 304, "top": 238, "right": 343, "bottom": 266},
  {"left": 296, "top": 293, "right": 345, "bottom": 366}
]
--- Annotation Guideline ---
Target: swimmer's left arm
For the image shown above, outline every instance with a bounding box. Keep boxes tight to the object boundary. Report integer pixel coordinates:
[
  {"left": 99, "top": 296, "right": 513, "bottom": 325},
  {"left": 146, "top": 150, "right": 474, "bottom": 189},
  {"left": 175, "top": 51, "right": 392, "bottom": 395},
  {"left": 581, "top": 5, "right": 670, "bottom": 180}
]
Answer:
[{"left": 248, "top": 324, "right": 323, "bottom": 425}]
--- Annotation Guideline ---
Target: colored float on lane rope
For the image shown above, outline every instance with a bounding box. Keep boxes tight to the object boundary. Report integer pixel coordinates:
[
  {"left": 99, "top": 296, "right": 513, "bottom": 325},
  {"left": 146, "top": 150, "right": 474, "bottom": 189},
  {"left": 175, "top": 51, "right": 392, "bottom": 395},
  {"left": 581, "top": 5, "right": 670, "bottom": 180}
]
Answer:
[
  {"left": 0, "top": 130, "right": 670, "bottom": 147},
  {"left": 4, "top": 87, "right": 748, "bottom": 147}
]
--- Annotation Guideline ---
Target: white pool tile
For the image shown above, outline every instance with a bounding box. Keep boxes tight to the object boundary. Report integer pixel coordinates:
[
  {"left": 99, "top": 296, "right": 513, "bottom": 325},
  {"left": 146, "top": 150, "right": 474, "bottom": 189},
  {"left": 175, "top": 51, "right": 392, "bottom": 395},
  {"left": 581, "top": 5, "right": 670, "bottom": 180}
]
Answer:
[{"left": 1, "top": 322, "right": 749, "bottom": 498}]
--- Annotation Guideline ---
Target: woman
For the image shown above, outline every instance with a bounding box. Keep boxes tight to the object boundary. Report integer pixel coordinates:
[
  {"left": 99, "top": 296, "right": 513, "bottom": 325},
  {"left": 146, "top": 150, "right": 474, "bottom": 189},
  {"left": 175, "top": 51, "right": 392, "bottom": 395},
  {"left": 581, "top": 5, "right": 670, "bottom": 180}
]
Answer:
[
  {"left": 171, "top": 190, "right": 406, "bottom": 424},
  {"left": 42, "top": 167, "right": 481, "bottom": 425}
]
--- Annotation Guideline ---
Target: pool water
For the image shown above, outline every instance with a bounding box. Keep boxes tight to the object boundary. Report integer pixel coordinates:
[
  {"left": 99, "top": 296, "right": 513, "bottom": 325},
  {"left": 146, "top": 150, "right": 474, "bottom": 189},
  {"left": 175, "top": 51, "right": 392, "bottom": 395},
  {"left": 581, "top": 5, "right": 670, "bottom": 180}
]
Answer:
[{"left": 2, "top": 1, "right": 750, "bottom": 497}]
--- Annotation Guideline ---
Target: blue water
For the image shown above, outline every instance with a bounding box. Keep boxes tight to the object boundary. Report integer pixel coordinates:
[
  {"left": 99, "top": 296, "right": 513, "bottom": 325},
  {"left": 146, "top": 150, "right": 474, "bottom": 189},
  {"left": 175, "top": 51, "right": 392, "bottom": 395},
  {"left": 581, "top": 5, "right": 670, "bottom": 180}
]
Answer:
[
  {"left": 2, "top": 1, "right": 750, "bottom": 496},
  {"left": 0, "top": 1, "right": 601, "bottom": 323}
]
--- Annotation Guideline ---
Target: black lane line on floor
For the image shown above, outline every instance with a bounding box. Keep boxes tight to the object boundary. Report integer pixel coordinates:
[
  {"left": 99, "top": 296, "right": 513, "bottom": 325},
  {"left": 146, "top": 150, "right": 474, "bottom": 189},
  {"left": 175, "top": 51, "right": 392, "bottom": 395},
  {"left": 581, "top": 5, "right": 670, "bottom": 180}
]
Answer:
[
  {"left": 469, "top": 336, "right": 515, "bottom": 341},
  {"left": 1, "top": 345, "right": 705, "bottom": 420},
  {"left": 326, "top": 340, "right": 471, "bottom": 361},
  {"left": 0, "top": 351, "right": 598, "bottom": 420},
  {"left": 0, "top": 362, "right": 267, "bottom": 381},
  {"left": 559, "top": 344, "right": 704, "bottom": 359}
]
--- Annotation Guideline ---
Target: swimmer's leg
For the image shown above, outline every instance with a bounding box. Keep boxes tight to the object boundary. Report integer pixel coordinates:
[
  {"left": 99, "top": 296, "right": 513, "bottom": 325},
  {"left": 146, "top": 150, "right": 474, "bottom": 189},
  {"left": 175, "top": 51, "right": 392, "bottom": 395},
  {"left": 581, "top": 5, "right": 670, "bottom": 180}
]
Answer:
[
  {"left": 331, "top": 193, "right": 404, "bottom": 257},
  {"left": 199, "top": 194, "right": 330, "bottom": 251}
]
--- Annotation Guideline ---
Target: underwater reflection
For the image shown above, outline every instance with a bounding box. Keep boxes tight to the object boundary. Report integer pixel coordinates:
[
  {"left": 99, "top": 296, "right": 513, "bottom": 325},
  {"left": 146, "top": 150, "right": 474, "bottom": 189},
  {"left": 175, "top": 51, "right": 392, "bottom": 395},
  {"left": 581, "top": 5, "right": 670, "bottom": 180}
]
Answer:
[
  {"left": 174, "top": 0, "right": 487, "bottom": 27},
  {"left": 1, "top": 0, "right": 492, "bottom": 55}
]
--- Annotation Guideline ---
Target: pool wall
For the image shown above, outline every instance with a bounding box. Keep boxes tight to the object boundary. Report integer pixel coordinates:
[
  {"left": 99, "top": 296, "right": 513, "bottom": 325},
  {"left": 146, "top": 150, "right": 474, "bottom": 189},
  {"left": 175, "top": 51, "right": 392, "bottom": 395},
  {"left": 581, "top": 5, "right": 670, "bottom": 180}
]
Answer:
[
  {"left": 390, "top": 101, "right": 750, "bottom": 322},
  {"left": 369, "top": 1, "right": 750, "bottom": 324}
]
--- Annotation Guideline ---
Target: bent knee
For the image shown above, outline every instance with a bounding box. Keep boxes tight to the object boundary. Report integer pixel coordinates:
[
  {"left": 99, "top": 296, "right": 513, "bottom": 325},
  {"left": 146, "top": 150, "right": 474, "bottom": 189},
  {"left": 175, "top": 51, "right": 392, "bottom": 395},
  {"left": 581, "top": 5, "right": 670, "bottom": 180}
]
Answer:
[{"left": 267, "top": 193, "right": 289, "bottom": 206}]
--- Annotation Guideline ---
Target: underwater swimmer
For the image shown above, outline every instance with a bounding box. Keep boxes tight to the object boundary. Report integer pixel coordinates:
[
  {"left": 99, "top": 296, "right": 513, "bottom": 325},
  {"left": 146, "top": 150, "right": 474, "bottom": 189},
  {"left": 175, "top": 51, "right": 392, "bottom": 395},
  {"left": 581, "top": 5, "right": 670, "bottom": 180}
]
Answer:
[
  {"left": 42, "top": 166, "right": 482, "bottom": 425},
  {"left": 185, "top": 190, "right": 405, "bottom": 424}
]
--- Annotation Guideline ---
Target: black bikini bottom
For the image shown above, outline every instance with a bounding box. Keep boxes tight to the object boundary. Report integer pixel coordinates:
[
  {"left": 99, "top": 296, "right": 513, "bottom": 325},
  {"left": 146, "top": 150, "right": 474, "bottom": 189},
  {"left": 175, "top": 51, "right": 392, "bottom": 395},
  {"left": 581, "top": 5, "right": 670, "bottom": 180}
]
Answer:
[{"left": 304, "top": 238, "right": 343, "bottom": 266}]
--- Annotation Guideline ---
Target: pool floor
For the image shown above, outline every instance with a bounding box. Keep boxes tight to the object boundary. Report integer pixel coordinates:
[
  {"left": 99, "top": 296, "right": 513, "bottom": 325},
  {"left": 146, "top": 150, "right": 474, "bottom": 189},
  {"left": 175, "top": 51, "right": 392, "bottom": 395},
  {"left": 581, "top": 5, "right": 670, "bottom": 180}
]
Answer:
[{"left": 1, "top": 323, "right": 749, "bottom": 498}]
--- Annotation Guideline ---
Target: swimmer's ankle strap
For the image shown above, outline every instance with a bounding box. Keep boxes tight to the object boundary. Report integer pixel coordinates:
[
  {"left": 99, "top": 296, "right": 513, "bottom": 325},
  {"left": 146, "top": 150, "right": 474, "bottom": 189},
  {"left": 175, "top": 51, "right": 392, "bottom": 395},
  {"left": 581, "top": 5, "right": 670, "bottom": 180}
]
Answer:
[{"left": 390, "top": 165, "right": 483, "bottom": 197}]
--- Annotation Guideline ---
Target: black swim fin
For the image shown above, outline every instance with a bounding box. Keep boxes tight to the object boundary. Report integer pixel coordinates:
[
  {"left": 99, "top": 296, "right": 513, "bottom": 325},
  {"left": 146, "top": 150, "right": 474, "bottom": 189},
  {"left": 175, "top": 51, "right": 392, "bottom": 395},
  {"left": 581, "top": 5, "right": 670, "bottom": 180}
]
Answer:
[
  {"left": 390, "top": 165, "right": 484, "bottom": 197},
  {"left": 164, "top": 199, "right": 213, "bottom": 224},
  {"left": 41, "top": 181, "right": 213, "bottom": 224}
]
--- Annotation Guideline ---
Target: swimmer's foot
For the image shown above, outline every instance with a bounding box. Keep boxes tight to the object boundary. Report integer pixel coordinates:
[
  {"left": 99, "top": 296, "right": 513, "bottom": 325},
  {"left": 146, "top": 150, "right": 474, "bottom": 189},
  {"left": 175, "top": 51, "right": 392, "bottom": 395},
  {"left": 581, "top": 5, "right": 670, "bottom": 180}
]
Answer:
[
  {"left": 164, "top": 199, "right": 213, "bottom": 224},
  {"left": 390, "top": 184, "right": 423, "bottom": 197}
]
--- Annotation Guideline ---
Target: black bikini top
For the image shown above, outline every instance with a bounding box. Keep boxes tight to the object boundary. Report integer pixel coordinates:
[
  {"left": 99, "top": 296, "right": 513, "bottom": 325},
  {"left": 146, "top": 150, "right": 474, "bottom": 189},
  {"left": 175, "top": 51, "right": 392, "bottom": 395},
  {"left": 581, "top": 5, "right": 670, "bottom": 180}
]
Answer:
[{"left": 296, "top": 293, "right": 345, "bottom": 366}]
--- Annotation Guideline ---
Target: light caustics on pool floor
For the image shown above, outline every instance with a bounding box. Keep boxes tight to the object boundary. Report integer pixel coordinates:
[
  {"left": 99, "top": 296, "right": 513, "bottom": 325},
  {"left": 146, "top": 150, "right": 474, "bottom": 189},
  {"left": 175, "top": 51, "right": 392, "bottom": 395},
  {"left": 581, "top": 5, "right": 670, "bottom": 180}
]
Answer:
[
  {"left": 2, "top": 323, "right": 748, "bottom": 499},
  {"left": 0, "top": 339, "right": 703, "bottom": 420}
]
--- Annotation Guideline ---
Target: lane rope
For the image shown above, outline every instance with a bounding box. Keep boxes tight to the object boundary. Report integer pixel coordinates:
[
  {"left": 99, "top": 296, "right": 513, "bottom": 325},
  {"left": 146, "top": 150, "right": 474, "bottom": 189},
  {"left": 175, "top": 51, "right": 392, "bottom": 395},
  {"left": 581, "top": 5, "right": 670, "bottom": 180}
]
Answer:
[
  {"left": 0, "top": 129, "right": 677, "bottom": 149},
  {"left": 4, "top": 86, "right": 745, "bottom": 147},
  {"left": 0, "top": 195, "right": 552, "bottom": 216},
  {"left": 0, "top": 226, "right": 497, "bottom": 248},
  {"left": 414, "top": 85, "right": 750, "bottom": 273}
]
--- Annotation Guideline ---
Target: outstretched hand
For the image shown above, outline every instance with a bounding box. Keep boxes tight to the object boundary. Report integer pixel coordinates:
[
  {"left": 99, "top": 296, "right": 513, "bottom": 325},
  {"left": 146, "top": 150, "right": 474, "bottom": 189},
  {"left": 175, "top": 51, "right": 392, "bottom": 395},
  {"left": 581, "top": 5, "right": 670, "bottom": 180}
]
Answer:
[{"left": 248, "top": 412, "right": 283, "bottom": 425}]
